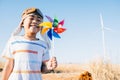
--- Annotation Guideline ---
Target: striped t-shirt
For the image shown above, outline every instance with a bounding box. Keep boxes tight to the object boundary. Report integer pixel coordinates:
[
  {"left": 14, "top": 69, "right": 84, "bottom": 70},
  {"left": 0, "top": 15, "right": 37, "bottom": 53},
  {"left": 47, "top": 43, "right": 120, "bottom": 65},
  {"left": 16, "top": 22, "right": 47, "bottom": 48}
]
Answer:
[{"left": 2, "top": 36, "right": 50, "bottom": 80}]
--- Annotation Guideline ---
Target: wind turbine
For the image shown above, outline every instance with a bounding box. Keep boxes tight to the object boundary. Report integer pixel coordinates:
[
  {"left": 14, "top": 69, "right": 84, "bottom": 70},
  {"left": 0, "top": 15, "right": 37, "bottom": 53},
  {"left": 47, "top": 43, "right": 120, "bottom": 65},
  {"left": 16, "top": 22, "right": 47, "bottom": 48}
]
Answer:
[{"left": 99, "top": 13, "right": 110, "bottom": 62}]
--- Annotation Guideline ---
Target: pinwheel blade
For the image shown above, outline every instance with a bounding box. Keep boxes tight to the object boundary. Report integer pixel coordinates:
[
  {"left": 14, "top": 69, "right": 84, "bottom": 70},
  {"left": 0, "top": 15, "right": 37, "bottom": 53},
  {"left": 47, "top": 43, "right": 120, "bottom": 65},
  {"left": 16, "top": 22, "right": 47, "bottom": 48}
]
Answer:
[
  {"left": 39, "top": 22, "right": 52, "bottom": 28},
  {"left": 41, "top": 28, "right": 49, "bottom": 35},
  {"left": 45, "top": 15, "right": 53, "bottom": 22},
  {"left": 58, "top": 20, "right": 64, "bottom": 26},
  {"left": 53, "top": 31, "right": 61, "bottom": 38},
  {"left": 53, "top": 18, "right": 58, "bottom": 27},
  {"left": 47, "top": 29, "right": 52, "bottom": 40},
  {"left": 54, "top": 27, "right": 66, "bottom": 33}
]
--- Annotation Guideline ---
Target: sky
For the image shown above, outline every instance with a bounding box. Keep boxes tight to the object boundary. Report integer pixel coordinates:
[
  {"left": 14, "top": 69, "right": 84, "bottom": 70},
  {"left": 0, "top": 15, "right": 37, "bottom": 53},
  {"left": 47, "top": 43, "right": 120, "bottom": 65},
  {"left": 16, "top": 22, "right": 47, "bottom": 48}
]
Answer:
[{"left": 0, "top": 0, "right": 120, "bottom": 64}]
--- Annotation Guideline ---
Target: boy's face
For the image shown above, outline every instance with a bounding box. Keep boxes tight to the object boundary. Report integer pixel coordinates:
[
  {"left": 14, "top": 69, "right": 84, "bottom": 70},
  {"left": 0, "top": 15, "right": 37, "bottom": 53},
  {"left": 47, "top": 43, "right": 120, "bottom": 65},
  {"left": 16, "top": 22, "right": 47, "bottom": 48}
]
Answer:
[{"left": 22, "top": 14, "right": 43, "bottom": 34}]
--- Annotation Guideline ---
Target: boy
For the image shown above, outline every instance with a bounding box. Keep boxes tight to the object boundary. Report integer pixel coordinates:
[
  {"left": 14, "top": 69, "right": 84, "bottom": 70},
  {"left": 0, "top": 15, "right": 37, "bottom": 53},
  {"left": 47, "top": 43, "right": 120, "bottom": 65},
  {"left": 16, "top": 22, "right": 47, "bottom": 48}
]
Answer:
[{"left": 1, "top": 7, "right": 57, "bottom": 80}]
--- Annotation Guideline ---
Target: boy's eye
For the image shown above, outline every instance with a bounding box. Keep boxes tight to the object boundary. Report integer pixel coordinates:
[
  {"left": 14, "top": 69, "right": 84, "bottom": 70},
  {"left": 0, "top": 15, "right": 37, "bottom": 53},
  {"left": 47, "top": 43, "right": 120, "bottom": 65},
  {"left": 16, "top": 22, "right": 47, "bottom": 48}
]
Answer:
[
  {"left": 37, "top": 18, "right": 43, "bottom": 22},
  {"left": 28, "top": 15, "right": 43, "bottom": 22},
  {"left": 29, "top": 17, "right": 34, "bottom": 20},
  {"left": 37, "top": 19, "right": 42, "bottom": 22}
]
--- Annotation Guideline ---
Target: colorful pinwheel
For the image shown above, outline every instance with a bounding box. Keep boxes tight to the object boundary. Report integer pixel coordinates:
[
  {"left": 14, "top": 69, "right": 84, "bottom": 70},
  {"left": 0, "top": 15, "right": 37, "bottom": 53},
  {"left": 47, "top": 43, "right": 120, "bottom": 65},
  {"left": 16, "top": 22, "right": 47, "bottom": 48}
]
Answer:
[{"left": 39, "top": 15, "right": 66, "bottom": 40}]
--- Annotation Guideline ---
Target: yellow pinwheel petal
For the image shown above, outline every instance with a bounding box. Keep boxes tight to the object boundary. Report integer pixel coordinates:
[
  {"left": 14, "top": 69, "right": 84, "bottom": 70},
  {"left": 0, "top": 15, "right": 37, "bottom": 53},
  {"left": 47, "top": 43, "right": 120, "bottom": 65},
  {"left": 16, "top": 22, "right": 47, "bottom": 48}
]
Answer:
[
  {"left": 39, "top": 22, "right": 52, "bottom": 28},
  {"left": 41, "top": 28, "right": 49, "bottom": 35}
]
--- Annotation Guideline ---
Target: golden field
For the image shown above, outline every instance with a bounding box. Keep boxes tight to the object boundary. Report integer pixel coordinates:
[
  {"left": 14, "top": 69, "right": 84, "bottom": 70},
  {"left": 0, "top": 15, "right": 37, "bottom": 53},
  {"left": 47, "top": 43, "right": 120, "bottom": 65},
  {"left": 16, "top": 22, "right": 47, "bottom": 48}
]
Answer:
[{"left": 0, "top": 58, "right": 120, "bottom": 80}]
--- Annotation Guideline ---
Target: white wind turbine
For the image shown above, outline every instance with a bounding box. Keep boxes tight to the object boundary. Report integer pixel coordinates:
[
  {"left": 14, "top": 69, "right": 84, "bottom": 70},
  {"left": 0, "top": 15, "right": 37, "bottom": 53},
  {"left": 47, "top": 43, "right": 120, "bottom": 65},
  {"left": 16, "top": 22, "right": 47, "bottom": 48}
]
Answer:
[{"left": 99, "top": 13, "right": 111, "bottom": 62}]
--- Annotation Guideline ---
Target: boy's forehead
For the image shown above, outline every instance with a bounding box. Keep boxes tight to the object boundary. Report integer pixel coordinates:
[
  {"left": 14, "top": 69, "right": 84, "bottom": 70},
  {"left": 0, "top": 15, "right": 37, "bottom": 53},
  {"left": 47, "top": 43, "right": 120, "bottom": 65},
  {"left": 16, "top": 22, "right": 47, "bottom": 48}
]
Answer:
[
  {"left": 22, "top": 13, "right": 43, "bottom": 20},
  {"left": 28, "top": 14, "right": 43, "bottom": 19}
]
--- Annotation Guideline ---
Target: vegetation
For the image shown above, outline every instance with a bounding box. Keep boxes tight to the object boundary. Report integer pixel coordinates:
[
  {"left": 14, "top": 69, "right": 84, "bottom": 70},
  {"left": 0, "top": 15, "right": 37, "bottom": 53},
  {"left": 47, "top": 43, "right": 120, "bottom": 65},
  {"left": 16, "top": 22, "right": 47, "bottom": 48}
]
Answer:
[{"left": 0, "top": 58, "right": 120, "bottom": 80}]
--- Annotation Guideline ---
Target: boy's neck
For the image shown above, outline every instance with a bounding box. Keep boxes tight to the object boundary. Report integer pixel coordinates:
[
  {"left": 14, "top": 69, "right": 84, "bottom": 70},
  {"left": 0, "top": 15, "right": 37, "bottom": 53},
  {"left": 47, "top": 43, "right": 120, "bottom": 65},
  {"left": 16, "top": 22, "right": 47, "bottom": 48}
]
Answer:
[{"left": 24, "top": 33, "right": 37, "bottom": 40}]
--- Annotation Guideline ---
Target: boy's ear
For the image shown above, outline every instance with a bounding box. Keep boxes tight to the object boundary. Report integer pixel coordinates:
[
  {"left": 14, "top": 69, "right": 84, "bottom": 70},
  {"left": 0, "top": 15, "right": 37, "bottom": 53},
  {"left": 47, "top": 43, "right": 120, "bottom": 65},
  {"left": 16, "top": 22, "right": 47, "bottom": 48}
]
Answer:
[
  {"left": 21, "top": 22, "right": 24, "bottom": 27},
  {"left": 21, "top": 19, "right": 25, "bottom": 28},
  {"left": 21, "top": 18, "right": 25, "bottom": 27}
]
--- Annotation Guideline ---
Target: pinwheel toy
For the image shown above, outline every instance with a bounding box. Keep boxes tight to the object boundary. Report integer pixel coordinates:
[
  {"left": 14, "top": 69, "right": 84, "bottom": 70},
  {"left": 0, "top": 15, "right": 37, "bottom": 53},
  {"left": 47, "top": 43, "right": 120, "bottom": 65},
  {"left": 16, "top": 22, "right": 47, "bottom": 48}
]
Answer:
[
  {"left": 39, "top": 15, "right": 66, "bottom": 56},
  {"left": 39, "top": 15, "right": 66, "bottom": 40}
]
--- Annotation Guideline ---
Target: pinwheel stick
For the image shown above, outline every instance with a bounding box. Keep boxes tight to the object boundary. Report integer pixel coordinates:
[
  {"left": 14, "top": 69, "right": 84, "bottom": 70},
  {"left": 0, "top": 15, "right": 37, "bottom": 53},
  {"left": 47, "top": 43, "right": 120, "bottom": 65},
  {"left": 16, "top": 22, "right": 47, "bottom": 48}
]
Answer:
[{"left": 51, "top": 36, "right": 55, "bottom": 57}]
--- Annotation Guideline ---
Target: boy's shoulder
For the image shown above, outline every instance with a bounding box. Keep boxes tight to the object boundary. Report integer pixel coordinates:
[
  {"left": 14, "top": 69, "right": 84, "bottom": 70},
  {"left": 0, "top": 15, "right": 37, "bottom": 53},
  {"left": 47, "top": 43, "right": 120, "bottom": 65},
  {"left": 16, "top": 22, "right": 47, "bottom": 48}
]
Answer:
[
  {"left": 10, "top": 35, "right": 22, "bottom": 41},
  {"left": 38, "top": 39, "right": 50, "bottom": 49},
  {"left": 5, "top": 36, "right": 21, "bottom": 44},
  {"left": 38, "top": 39, "right": 47, "bottom": 46}
]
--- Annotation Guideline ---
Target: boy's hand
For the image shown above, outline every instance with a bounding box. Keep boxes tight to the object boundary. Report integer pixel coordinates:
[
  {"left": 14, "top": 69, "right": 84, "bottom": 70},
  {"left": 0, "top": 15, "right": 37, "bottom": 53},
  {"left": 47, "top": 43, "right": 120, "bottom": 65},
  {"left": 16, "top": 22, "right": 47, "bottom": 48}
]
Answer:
[{"left": 47, "top": 57, "right": 57, "bottom": 70}]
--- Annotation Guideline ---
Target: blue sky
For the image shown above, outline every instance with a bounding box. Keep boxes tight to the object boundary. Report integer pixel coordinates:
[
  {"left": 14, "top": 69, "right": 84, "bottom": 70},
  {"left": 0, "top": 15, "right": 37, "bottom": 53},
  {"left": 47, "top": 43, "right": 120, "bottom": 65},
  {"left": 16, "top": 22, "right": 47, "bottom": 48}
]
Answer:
[{"left": 0, "top": 0, "right": 120, "bottom": 64}]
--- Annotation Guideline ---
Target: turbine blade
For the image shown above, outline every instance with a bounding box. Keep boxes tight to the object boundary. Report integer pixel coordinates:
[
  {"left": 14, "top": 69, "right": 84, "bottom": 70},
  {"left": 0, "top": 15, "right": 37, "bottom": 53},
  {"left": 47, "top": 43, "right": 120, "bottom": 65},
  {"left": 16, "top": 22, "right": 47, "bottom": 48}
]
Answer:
[
  {"left": 104, "top": 27, "right": 112, "bottom": 31},
  {"left": 100, "top": 13, "right": 104, "bottom": 30}
]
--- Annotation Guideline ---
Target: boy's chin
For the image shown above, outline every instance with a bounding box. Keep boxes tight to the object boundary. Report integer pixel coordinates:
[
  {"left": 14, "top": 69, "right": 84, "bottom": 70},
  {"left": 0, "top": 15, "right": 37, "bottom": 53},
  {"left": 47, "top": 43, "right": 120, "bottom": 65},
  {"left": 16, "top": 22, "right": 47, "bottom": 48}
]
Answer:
[
  {"left": 30, "top": 31, "right": 38, "bottom": 34},
  {"left": 29, "top": 30, "right": 38, "bottom": 34},
  {"left": 29, "top": 27, "right": 38, "bottom": 34}
]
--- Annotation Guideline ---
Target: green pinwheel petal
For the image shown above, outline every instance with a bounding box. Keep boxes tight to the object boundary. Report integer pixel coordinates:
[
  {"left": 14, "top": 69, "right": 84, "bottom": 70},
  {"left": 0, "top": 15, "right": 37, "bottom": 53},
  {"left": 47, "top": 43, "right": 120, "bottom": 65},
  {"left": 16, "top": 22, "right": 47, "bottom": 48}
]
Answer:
[
  {"left": 53, "top": 18, "right": 58, "bottom": 27},
  {"left": 54, "top": 17, "right": 58, "bottom": 23},
  {"left": 53, "top": 22, "right": 58, "bottom": 27}
]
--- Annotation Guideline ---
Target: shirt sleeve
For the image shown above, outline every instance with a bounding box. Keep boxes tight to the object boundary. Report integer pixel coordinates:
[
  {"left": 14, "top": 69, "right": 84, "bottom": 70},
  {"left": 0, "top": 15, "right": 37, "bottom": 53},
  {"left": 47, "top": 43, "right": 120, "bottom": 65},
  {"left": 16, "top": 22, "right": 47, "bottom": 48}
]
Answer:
[{"left": 1, "top": 37, "right": 14, "bottom": 59}]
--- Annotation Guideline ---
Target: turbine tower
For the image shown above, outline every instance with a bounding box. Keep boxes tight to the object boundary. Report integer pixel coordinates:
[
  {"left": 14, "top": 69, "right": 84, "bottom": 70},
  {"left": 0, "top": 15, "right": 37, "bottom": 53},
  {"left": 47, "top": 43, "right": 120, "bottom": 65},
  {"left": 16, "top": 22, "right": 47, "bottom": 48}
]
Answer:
[{"left": 99, "top": 13, "right": 108, "bottom": 62}]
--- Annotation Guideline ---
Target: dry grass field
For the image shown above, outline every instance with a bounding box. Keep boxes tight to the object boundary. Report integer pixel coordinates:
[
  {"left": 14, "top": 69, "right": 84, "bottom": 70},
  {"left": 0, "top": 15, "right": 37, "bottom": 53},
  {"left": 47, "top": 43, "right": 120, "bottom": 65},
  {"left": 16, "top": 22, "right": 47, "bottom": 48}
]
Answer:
[
  {"left": 0, "top": 59, "right": 120, "bottom": 80},
  {"left": 42, "top": 58, "right": 120, "bottom": 80}
]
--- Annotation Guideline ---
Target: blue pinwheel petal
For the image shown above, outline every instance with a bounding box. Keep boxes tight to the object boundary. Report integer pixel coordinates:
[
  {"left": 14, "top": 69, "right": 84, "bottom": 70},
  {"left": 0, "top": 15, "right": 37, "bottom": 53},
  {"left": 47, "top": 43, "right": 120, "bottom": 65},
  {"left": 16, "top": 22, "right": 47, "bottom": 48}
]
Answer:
[
  {"left": 47, "top": 29, "right": 52, "bottom": 40},
  {"left": 53, "top": 31, "right": 61, "bottom": 39},
  {"left": 45, "top": 15, "right": 53, "bottom": 22}
]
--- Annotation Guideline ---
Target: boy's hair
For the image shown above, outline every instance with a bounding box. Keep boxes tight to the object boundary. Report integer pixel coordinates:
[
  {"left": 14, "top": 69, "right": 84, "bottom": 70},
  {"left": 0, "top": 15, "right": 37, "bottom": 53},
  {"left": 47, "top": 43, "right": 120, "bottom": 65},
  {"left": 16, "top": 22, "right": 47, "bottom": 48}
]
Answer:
[
  {"left": 22, "top": 8, "right": 43, "bottom": 19},
  {"left": 11, "top": 7, "right": 51, "bottom": 49}
]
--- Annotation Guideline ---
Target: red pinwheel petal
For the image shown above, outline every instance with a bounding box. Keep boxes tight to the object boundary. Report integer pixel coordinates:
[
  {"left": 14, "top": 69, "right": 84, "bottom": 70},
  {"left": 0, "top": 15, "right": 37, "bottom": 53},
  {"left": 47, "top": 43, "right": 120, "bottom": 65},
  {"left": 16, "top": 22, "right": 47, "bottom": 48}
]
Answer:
[
  {"left": 54, "top": 27, "right": 66, "bottom": 33},
  {"left": 58, "top": 20, "right": 64, "bottom": 26}
]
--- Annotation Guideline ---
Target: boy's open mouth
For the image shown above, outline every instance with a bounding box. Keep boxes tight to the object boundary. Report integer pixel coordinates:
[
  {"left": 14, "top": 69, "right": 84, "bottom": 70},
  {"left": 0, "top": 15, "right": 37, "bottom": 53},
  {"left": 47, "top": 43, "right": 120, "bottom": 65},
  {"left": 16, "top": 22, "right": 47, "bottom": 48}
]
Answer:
[{"left": 30, "top": 25, "right": 39, "bottom": 28}]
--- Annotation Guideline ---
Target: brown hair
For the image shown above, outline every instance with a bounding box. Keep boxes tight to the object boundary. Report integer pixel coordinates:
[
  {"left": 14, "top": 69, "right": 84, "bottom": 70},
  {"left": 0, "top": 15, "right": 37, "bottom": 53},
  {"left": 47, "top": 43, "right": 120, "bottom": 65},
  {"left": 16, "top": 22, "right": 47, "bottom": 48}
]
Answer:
[{"left": 22, "top": 7, "right": 44, "bottom": 19}]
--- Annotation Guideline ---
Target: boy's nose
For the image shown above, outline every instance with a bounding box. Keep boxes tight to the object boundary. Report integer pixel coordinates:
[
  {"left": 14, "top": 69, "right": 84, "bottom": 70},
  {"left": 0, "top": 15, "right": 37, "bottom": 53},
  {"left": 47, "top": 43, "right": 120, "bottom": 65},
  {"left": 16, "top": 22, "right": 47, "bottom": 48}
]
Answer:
[
  {"left": 32, "top": 19, "right": 39, "bottom": 25},
  {"left": 32, "top": 19, "right": 37, "bottom": 23}
]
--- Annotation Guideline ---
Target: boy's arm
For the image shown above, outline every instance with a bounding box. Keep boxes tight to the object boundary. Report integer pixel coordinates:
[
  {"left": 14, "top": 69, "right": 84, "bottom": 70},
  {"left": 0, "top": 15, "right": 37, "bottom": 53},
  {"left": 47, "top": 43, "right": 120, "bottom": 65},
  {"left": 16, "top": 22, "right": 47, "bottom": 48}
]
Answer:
[
  {"left": 41, "top": 57, "right": 57, "bottom": 73},
  {"left": 1, "top": 59, "right": 14, "bottom": 80},
  {"left": 41, "top": 61, "right": 49, "bottom": 73}
]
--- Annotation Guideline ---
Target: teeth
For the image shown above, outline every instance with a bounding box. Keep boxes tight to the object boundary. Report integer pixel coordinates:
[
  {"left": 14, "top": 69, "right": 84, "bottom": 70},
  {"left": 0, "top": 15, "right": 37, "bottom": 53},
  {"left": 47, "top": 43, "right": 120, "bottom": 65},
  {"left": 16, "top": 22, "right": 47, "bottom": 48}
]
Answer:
[
  {"left": 30, "top": 25, "right": 36, "bottom": 26},
  {"left": 30, "top": 26, "right": 39, "bottom": 28},
  {"left": 30, "top": 26, "right": 36, "bottom": 27}
]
